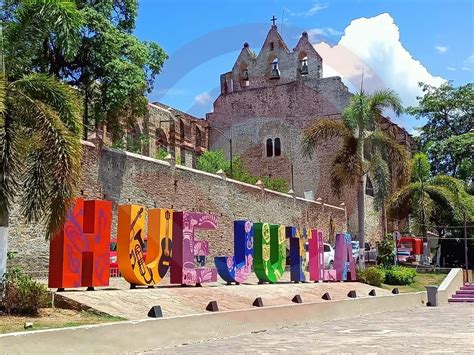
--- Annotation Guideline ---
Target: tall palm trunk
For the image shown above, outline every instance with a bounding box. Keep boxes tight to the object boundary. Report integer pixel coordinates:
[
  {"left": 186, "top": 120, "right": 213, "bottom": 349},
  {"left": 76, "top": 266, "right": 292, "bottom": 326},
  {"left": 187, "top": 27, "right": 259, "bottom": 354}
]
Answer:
[
  {"left": 357, "top": 122, "right": 366, "bottom": 269},
  {"left": 0, "top": 211, "right": 8, "bottom": 279},
  {"left": 357, "top": 174, "right": 366, "bottom": 268},
  {"left": 381, "top": 201, "right": 388, "bottom": 236}
]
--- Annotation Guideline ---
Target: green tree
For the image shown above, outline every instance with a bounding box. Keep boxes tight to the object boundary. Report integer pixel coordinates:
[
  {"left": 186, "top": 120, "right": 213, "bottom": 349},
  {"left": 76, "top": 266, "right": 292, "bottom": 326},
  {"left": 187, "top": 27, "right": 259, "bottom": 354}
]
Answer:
[
  {"left": 388, "top": 153, "right": 474, "bottom": 241},
  {"left": 2, "top": 0, "right": 167, "bottom": 141},
  {"left": 0, "top": 72, "right": 83, "bottom": 236},
  {"left": 196, "top": 150, "right": 288, "bottom": 193},
  {"left": 302, "top": 89, "right": 411, "bottom": 268},
  {"left": 196, "top": 149, "right": 230, "bottom": 175},
  {"left": 407, "top": 82, "right": 474, "bottom": 183},
  {"left": 376, "top": 233, "right": 395, "bottom": 267}
]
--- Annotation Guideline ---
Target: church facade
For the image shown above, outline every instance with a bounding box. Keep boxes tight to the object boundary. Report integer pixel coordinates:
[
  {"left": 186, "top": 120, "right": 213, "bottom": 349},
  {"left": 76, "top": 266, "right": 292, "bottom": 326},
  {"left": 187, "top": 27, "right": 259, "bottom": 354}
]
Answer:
[{"left": 206, "top": 23, "right": 414, "bottom": 243}]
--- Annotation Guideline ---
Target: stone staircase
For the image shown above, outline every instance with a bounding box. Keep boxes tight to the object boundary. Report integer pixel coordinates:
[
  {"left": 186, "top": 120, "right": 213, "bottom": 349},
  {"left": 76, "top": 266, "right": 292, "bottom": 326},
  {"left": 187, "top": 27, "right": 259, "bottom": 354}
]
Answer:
[{"left": 449, "top": 284, "right": 474, "bottom": 303}]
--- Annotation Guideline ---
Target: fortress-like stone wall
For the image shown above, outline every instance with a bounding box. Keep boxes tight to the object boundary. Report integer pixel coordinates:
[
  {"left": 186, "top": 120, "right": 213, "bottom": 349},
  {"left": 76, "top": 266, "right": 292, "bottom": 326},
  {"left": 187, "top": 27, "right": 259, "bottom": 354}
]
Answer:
[{"left": 8, "top": 142, "right": 345, "bottom": 274}]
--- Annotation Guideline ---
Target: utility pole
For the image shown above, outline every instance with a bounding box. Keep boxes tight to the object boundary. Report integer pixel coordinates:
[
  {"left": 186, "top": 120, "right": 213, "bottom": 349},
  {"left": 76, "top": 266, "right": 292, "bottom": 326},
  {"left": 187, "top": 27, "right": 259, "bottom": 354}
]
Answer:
[{"left": 464, "top": 210, "right": 469, "bottom": 283}]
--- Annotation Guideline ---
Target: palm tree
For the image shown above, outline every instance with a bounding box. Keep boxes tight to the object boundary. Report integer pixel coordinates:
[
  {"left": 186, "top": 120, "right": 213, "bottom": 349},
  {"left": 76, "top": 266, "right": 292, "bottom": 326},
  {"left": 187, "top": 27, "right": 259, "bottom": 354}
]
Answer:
[
  {"left": 0, "top": 72, "right": 83, "bottom": 240},
  {"left": 388, "top": 153, "right": 474, "bottom": 241},
  {"left": 302, "top": 89, "right": 411, "bottom": 268}
]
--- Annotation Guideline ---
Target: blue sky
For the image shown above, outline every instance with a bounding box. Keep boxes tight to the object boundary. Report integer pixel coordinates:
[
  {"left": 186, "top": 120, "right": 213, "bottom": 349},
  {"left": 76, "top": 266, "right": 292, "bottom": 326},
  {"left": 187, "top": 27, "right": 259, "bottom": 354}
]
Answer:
[{"left": 135, "top": 0, "right": 474, "bottom": 132}]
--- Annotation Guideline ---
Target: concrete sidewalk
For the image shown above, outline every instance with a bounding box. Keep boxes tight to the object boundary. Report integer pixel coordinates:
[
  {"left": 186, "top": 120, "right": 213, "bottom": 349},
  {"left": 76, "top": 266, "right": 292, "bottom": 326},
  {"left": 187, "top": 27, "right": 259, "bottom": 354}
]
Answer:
[{"left": 147, "top": 303, "right": 474, "bottom": 354}]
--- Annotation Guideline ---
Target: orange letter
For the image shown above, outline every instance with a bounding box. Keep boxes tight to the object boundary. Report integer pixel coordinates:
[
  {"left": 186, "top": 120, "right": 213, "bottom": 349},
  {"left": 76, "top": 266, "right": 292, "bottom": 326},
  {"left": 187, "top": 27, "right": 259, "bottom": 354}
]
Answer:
[{"left": 118, "top": 205, "right": 173, "bottom": 286}]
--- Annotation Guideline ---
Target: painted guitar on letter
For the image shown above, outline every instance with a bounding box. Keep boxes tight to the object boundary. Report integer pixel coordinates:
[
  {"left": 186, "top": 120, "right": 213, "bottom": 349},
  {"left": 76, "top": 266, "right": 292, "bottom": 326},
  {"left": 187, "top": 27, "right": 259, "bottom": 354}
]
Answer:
[{"left": 158, "top": 210, "right": 172, "bottom": 278}]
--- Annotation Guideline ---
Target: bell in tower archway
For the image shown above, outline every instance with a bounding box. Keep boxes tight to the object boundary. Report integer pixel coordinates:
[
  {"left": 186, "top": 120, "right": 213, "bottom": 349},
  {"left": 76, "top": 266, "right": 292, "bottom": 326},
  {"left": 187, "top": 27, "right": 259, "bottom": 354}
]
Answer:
[
  {"left": 300, "top": 57, "right": 309, "bottom": 76},
  {"left": 270, "top": 58, "right": 280, "bottom": 79}
]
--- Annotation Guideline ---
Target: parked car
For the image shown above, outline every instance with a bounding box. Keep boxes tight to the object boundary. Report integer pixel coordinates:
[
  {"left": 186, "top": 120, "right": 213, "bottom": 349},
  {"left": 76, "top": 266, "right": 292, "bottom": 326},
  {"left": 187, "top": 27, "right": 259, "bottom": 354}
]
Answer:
[
  {"left": 324, "top": 243, "right": 335, "bottom": 268},
  {"left": 397, "top": 248, "right": 415, "bottom": 263},
  {"left": 300, "top": 243, "right": 335, "bottom": 269},
  {"left": 364, "top": 242, "right": 378, "bottom": 264},
  {"left": 110, "top": 240, "right": 118, "bottom": 268},
  {"left": 351, "top": 241, "right": 360, "bottom": 264}
]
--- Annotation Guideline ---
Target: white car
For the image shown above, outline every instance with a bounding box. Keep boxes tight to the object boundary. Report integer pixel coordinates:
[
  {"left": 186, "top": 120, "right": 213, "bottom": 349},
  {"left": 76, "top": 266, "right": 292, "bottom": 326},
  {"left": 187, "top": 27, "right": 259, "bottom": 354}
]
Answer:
[
  {"left": 324, "top": 243, "right": 335, "bottom": 268},
  {"left": 304, "top": 243, "right": 334, "bottom": 269}
]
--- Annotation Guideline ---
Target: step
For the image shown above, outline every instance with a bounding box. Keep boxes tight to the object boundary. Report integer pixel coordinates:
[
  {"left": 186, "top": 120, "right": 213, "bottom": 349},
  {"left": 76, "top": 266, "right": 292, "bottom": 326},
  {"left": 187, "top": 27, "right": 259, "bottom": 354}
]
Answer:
[
  {"left": 448, "top": 298, "right": 474, "bottom": 303},
  {"left": 460, "top": 285, "right": 474, "bottom": 291},
  {"left": 452, "top": 294, "right": 474, "bottom": 299},
  {"left": 456, "top": 290, "right": 474, "bottom": 296}
]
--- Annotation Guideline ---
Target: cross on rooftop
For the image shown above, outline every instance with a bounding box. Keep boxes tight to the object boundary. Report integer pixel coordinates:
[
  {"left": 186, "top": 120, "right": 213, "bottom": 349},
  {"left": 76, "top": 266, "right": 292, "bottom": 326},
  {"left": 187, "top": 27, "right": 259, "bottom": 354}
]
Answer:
[{"left": 271, "top": 15, "right": 277, "bottom": 26}]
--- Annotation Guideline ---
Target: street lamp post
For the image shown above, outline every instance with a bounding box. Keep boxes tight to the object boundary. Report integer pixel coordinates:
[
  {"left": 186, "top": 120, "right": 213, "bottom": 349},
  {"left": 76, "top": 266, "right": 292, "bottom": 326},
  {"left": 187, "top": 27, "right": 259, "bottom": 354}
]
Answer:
[{"left": 210, "top": 126, "right": 233, "bottom": 178}]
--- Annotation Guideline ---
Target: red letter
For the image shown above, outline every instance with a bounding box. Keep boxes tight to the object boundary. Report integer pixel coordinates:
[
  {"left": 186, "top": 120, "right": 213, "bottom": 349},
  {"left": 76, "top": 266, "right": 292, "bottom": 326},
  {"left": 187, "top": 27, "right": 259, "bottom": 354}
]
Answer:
[{"left": 49, "top": 198, "right": 112, "bottom": 289}]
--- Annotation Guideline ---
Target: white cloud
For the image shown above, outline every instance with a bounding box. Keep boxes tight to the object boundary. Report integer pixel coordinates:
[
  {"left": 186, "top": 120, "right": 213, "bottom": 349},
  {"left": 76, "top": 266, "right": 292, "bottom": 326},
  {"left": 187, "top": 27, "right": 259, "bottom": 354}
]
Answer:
[
  {"left": 461, "top": 67, "right": 472, "bottom": 71},
  {"left": 305, "top": 2, "right": 328, "bottom": 16},
  {"left": 306, "top": 27, "right": 342, "bottom": 42},
  {"left": 447, "top": 66, "right": 457, "bottom": 71},
  {"left": 313, "top": 13, "right": 445, "bottom": 110},
  {"left": 194, "top": 92, "right": 212, "bottom": 105},
  {"left": 463, "top": 54, "right": 474, "bottom": 69},
  {"left": 435, "top": 45, "right": 448, "bottom": 54},
  {"left": 287, "top": 2, "right": 328, "bottom": 17}
]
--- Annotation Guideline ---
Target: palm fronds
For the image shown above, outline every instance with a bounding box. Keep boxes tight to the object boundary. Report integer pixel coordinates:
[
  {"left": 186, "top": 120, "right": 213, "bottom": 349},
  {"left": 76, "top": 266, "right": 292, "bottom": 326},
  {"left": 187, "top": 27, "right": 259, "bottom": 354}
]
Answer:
[
  {"left": 369, "top": 150, "right": 390, "bottom": 211},
  {"left": 369, "top": 89, "right": 403, "bottom": 117},
  {"left": 1, "top": 72, "right": 82, "bottom": 236},
  {"left": 302, "top": 119, "right": 352, "bottom": 158},
  {"left": 369, "top": 130, "right": 412, "bottom": 184}
]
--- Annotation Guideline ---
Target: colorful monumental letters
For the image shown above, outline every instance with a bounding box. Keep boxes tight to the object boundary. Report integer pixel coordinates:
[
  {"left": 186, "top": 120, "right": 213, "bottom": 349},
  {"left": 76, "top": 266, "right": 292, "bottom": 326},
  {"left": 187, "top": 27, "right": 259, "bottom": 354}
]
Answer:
[
  {"left": 334, "top": 233, "right": 357, "bottom": 281},
  {"left": 49, "top": 198, "right": 112, "bottom": 289},
  {"left": 117, "top": 205, "right": 173, "bottom": 286},
  {"left": 254, "top": 223, "right": 286, "bottom": 283},
  {"left": 215, "top": 220, "right": 254, "bottom": 284},
  {"left": 49, "top": 197, "right": 358, "bottom": 289},
  {"left": 286, "top": 227, "right": 309, "bottom": 282},
  {"left": 170, "top": 212, "right": 218, "bottom": 285}
]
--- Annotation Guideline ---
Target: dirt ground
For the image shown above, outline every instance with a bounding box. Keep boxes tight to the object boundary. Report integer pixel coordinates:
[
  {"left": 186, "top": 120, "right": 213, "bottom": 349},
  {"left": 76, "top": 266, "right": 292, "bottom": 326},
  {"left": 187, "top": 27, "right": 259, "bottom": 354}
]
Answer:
[{"left": 0, "top": 308, "right": 124, "bottom": 334}]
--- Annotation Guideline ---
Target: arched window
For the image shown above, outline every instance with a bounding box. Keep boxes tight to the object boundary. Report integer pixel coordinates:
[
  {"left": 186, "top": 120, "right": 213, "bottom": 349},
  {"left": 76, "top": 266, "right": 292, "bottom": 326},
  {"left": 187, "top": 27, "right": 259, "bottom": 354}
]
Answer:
[
  {"left": 180, "top": 120, "right": 185, "bottom": 141},
  {"left": 365, "top": 177, "right": 374, "bottom": 196},
  {"left": 266, "top": 138, "right": 273, "bottom": 157},
  {"left": 240, "top": 62, "right": 249, "bottom": 88},
  {"left": 274, "top": 138, "right": 281, "bottom": 156},
  {"left": 195, "top": 127, "right": 202, "bottom": 148},
  {"left": 155, "top": 128, "right": 168, "bottom": 149}
]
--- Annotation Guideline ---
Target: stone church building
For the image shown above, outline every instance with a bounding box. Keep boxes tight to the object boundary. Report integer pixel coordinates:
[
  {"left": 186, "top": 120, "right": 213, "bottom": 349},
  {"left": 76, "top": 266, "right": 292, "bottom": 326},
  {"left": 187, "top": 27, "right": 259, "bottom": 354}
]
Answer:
[{"left": 206, "top": 22, "right": 414, "bottom": 242}]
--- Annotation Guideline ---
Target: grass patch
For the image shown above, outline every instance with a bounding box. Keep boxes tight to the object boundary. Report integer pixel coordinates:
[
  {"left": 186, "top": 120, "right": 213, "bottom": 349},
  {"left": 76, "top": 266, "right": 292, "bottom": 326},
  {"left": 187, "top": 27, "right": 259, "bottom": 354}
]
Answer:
[
  {"left": 381, "top": 273, "right": 446, "bottom": 293},
  {"left": 0, "top": 308, "right": 125, "bottom": 334}
]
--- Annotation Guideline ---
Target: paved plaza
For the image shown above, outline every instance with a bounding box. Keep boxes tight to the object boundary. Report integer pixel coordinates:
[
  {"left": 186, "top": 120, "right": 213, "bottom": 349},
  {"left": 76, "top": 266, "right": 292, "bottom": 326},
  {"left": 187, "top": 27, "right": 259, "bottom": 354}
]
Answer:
[
  {"left": 54, "top": 274, "right": 391, "bottom": 319},
  {"left": 146, "top": 304, "right": 474, "bottom": 354}
]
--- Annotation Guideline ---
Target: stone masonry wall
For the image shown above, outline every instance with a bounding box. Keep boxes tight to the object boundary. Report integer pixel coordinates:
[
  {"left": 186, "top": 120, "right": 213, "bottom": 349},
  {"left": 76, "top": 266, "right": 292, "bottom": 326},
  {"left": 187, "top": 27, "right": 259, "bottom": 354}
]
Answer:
[{"left": 8, "top": 142, "right": 345, "bottom": 274}]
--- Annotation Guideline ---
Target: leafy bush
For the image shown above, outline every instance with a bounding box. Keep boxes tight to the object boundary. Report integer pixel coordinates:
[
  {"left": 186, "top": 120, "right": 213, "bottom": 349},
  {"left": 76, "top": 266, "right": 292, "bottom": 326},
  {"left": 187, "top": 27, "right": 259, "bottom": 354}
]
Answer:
[
  {"left": 1, "top": 266, "right": 48, "bottom": 315},
  {"left": 155, "top": 147, "right": 168, "bottom": 160},
  {"left": 376, "top": 234, "right": 395, "bottom": 267},
  {"left": 365, "top": 267, "right": 386, "bottom": 287},
  {"left": 384, "top": 266, "right": 417, "bottom": 285},
  {"left": 356, "top": 267, "right": 366, "bottom": 283},
  {"left": 357, "top": 267, "right": 386, "bottom": 287},
  {"left": 196, "top": 150, "right": 288, "bottom": 192},
  {"left": 112, "top": 133, "right": 149, "bottom": 154}
]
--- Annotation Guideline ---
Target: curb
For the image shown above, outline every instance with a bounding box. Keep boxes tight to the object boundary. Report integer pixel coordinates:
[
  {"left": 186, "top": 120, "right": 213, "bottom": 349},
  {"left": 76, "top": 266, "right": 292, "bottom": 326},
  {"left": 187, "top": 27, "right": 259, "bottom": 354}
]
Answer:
[{"left": 0, "top": 291, "right": 427, "bottom": 353}]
